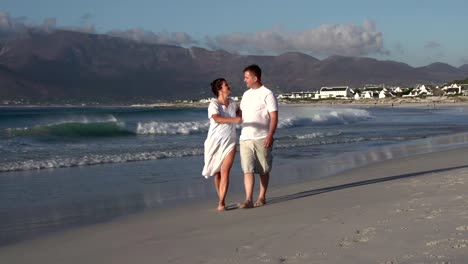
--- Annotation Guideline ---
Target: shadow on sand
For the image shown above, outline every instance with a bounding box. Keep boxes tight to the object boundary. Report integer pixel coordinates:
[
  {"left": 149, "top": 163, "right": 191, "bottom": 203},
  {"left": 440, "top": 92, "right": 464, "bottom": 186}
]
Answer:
[{"left": 263, "top": 164, "right": 468, "bottom": 207}]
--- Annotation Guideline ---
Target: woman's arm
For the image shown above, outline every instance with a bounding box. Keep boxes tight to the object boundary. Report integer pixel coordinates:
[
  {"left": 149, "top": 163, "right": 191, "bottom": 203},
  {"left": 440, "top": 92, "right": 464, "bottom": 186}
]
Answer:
[{"left": 211, "top": 114, "right": 242, "bottom": 124}]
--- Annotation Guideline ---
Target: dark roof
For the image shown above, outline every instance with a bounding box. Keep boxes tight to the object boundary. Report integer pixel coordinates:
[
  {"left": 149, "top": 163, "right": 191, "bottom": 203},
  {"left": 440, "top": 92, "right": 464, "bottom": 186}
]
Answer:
[
  {"left": 363, "top": 88, "right": 384, "bottom": 92},
  {"left": 320, "top": 87, "right": 348, "bottom": 91}
]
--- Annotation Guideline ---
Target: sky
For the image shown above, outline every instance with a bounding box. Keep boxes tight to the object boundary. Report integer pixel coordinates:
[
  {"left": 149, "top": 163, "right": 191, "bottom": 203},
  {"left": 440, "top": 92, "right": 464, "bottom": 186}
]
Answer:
[{"left": 1, "top": 0, "right": 467, "bottom": 67}]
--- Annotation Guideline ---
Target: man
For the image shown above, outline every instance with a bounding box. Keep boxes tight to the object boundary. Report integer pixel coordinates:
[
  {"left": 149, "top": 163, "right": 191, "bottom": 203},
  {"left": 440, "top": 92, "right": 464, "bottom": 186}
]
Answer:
[{"left": 238, "top": 64, "right": 278, "bottom": 208}]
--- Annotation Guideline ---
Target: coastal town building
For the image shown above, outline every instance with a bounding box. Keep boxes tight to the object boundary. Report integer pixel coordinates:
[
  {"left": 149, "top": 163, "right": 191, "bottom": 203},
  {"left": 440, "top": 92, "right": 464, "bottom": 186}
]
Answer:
[
  {"left": 196, "top": 82, "right": 468, "bottom": 104},
  {"left": 393, "top": 86, "right": 411, "bottom": 96},
  {"left": 277, "top": 91, "right": 316, "bottom": 100},
  {"left": 359, "top": 86, "right": 384, "bottom": 99},
  {"left": 442, "top": 83, "right": 468, "bottom": 95},
  {"left": 354, "top": 92, "right": 361, "bottom": 100},
  {"left": 198, "top": 96, "right": 240, "bottom": 103},
  {"left": 379, "top": 88, "right": 396, "bottom": 99},
  {"left": 408, "top": 84, "right": 435, "bottom": 97},
  {"left": 317, "top": 86, "right": 353, "bottom": 99}
]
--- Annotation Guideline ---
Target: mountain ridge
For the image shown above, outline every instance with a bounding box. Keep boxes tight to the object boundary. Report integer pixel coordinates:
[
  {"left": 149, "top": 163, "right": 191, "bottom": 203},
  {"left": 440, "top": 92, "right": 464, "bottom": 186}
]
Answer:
[{"left": 0, "top": 30, "right": 467, "bottom": 104}]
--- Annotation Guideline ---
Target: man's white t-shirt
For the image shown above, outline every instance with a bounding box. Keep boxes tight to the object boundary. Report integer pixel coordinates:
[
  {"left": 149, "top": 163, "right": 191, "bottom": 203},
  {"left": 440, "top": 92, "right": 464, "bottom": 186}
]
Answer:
[{"left": 240, "top": 85, "right": 278, "bottom": 141}]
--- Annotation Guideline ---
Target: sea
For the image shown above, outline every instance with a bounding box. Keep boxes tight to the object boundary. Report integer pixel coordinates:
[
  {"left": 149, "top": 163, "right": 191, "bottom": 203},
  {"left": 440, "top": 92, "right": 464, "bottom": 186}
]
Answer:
[{"left": 2, "top": 103, "right": 468, "bottom": 246}]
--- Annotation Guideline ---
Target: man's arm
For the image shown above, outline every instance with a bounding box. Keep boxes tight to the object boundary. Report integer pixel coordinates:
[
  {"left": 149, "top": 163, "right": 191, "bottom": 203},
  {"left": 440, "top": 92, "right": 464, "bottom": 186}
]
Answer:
[{"left": 264, "top": 110, "right": 278, "bottom": 148}]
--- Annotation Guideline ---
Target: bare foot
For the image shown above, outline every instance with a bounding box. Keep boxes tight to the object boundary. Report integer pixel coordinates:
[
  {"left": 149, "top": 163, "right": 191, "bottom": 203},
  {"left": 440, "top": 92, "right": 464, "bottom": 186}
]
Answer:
[
  {"left": 217, "top": 204, "right": 226, "bottom": 211},
  {"left": 238, "top": 200, "right": 254, "bottom": 209},
  {"left": 254, "top": 198, "right": 266, "bottom": 207}
]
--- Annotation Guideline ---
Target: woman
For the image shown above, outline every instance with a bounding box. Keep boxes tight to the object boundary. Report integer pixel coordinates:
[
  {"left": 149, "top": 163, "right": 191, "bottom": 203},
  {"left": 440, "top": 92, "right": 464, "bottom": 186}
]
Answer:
[{"left": 202, "top": 78, "right": 242, "bottom": 211}]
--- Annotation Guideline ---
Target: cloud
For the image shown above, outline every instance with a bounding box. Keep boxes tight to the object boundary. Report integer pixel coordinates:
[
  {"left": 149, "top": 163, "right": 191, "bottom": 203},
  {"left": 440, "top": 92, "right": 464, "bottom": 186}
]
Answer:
[
  {"left": 41, "top": 18, "right": 56, "bottom": 32},
  {"left": 107, "top": 28, "right": 197, "bottom": 46},
  {"left": 0, "top": 11, "right": 97, "bottom": 38},
  {"left": 460, "top": 57, "right": 468, "bottom": 65},
  {"left": 393, "top": 43, "right": 405, "bottom": 55},
  {"left": 0, "top": 13, "right": 386, "bottom": 57},
  {"left": 0, "top": 12, "right": 13, "bottom": 31},
  {"left": 205, "top": 20, "right": 388, "bottom": 57},
  {"left": 66, "top": 24, "right": 96, "bottom": 34},
  {"left": 0, "top": 11, "right": 189, "bottom": 46},
  {"left": 81, "top": 13, "right": 92, "bottom": 22},
  {"left": 424, "top": 41, "right": 441, "bottom": 49},
  {"left": 0, "top": 12, "right": 27, "bottom": 34}
]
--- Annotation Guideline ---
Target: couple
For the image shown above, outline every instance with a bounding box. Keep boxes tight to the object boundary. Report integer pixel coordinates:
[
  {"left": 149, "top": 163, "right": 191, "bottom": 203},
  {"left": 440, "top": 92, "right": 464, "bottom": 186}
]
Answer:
[{"left": 202, "top": 64, "right": 278, "bottom": 211}]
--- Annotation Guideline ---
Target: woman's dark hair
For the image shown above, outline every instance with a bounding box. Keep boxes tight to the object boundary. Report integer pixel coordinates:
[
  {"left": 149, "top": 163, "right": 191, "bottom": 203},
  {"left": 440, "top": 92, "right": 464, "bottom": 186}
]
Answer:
[{"left": 210, "top": 78, "right": 226, "bottom": 96}]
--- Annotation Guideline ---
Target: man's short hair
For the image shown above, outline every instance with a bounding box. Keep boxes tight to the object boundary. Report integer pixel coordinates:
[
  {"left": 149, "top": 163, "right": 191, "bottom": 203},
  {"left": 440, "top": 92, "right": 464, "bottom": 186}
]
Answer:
[{"left": 243, "top": 64, "right": 262, "bottom": 80}]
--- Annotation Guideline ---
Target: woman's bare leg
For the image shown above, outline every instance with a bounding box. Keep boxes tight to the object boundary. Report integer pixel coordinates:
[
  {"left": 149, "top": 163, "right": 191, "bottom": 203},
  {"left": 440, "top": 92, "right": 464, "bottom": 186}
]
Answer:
[
  {"left": 216, "top": 147, "right": 236, "bottom": 211},
  {"left": 214, "top": 172, "right": 221, "bottom": 196}
]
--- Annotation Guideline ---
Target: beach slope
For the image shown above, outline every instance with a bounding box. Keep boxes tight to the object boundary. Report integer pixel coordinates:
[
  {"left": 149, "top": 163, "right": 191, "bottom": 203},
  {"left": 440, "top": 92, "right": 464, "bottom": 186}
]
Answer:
[{"left": 1, "top": 147, "right": 468, "bottom": 263}]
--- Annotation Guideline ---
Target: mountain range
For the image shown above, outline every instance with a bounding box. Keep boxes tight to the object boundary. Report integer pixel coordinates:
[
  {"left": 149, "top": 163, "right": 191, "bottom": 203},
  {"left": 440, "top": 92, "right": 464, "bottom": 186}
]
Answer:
[{"left": 0, "top": 30, "right": 467, "bottom": 104}]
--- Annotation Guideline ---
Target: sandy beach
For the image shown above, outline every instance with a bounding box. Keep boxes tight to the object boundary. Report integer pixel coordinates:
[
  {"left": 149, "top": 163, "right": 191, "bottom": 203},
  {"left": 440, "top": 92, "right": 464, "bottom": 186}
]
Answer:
[
  {"left": 1, "top": 143, "right": 468, "bottom": 263},
  {"left": 130, "top": 96, "right": 468, "bottom": 109}
]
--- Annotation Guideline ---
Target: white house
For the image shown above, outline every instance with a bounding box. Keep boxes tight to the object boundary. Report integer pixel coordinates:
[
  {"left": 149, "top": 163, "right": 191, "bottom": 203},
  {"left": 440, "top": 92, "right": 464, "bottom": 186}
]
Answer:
[
  {"left": 442, "top": 83, "right": 468, "bottom": 95},
  {"left": 394, "top": 87, "right": 404, "bottom": 93},
  {"left": 363, "top": 91, "right": 374, "bottom": 99},
  {"left": 277, "top": 93, "right": 293, "bottom": 99},
  {"left": 291, "top": 91, "right": 315, "bottom": 99},
  {"left": 360, "top": 86, "right": 384, "bottom": 99},
  {"left": 460, "top": 84, "right": 468, "bottom": 95},
  {"left": 319, "top": 86, "right": 353, "bottom": 99},
  {"left": 379, "top": 88, "right": 395, "bottom": 99},
  {"left": 409, "top": 84, "right": 435, "bottom": 97},
  {"left": 277, "top": 91, "right": 316, "bottom": 100}
]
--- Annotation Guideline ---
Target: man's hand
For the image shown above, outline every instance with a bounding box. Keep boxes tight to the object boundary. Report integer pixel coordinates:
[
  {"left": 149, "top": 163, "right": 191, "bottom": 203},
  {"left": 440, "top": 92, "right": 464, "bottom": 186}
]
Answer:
[
  {"left": 264, "top": 111, "right": 278, "bottom": 148},
  {"left": 234, "top": 116, "right": 243, "bottom": 124},
  {"left": 264, "top": 135, "right": 274, "bottom": 148}
]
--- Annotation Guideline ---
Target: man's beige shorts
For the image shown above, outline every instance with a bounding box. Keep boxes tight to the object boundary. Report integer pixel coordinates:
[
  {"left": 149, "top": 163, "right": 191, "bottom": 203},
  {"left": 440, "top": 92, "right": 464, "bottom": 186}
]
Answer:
[{"left": 240, "top": 138, "right": 273, "bottom": 175}]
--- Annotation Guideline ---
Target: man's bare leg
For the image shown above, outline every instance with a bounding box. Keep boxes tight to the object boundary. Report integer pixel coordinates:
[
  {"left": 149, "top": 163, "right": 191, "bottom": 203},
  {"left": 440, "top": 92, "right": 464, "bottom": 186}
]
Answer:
[
  {"left": 239, "top": 173, "right": 254, "bottom": 208},
  {"left": 256, "top": 173, "right": 269, "bottom": 206}
]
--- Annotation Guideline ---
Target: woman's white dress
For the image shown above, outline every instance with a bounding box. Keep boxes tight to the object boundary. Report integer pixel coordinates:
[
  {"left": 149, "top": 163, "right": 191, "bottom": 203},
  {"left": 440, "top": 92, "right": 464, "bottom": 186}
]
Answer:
[{"left": 202, "top": 98, "right": 238, "bottom": 178}]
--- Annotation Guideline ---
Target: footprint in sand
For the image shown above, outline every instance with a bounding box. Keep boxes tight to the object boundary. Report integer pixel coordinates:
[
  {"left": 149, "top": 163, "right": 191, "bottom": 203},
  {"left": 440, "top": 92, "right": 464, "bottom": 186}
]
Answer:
[
  {"left": 402, "top": 254, "right": 415, "bottom": 259},
  {"left": 235, "top": 245, "right": 252, "bottom": 253},
  {"left": 407, "top": 198, "right": 420, "bottom": 204},
  {"left": 424, "top": 208, "right": 442, "bottom": 219},
  {"left": 377, "top": 219, "right": 390, "bottom": 224},
  {"left": 451, "top": 243, "right": 466, "bottom": 249},
  {"left": 339, "top": 227, "right": 376, "bottom": 247},
  {"left": 377, "top": 260, "right": 397, "bottom": 264},
  {"left": 434, "top": 260, "right": 452, "bottom": 264},
  {"left": 273, "top": 252, "right": 309, "bottom": 263},
  {"left": 394, "top": 207, "right": 416, "bottom": 214},
  {"left": 426, "top": 252, "right": 446, "bottom": 260},
  {"left": 426, "top": 238, "right": 455, "bottom": 247}
]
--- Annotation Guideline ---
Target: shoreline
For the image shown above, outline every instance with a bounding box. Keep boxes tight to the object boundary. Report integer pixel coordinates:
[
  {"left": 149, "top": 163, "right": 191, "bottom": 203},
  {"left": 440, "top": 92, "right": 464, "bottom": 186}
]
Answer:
[
  {"left": 3, "top": 95, "right": 468, "bottom": 108},
  {"left": 132, "top": 96, "right": 468, "bottom": 108},
  {"left": 1, "top": 143, "right": 468, "bottom": 262}
]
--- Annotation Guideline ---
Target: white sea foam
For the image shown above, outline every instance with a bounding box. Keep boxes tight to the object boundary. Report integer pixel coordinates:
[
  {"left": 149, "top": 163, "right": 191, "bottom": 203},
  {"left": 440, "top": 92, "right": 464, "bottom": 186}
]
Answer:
[
  {"left": 278, "top": 108, "right": 372, "bottom": 128},
  {"left": 295, "top": 131, "right": 342, "bottom": 139},
  {"left": 62, "top": 114, "right": 118, "bottom": 124},
  {"left": 275, "top": 136, "right": 367, "bottom": 149},
  {"left": 0, "top": 149, "right": 204, "bottom": 173},
  {"left": 136, "top": 121, "right": 210, "bottom": 135},
  {"left": 6, "top": 120, "right": 130, "bottom": 137}
]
